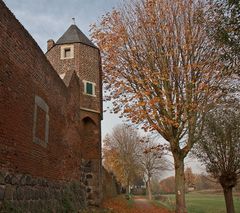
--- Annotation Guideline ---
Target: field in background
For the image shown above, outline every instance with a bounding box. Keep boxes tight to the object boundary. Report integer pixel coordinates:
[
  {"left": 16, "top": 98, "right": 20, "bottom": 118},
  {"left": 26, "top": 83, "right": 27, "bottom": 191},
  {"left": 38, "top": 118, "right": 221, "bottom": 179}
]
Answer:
[{"left": 154, "top": 192, "right": 240, "bottom": 213}]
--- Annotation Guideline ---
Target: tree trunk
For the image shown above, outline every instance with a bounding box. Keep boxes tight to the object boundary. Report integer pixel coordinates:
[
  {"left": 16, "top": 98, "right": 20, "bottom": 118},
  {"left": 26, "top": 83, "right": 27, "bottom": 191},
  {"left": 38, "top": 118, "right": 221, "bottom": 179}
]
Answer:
[
  {"left": 127, "top": 178, "right": 130, "bottom": 194},
  {"left": 174, "top": 155, "right": 187, "bottom": 213},
  {"left": 223, "top": 187, "right": 235, "bottom": 213},
  {"left": 147, "top": 176, "right": 152, "bottom": 200}
]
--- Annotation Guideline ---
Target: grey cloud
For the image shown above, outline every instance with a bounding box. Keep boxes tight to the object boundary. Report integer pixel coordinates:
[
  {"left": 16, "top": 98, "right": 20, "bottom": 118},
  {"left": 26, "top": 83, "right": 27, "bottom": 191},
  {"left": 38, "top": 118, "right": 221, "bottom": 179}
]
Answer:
[{"left": 4, "top": 0, "right": 121, "bottom": 51}]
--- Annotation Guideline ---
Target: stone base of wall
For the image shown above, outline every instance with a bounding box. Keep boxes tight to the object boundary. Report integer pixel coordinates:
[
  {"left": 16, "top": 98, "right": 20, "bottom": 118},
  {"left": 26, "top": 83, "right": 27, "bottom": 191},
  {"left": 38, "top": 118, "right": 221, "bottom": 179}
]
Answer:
[
  {"left": 81, "top": 159, "right": 101, "bottom": 207},
  {"left": 0, "top": 171, "right": 87, "bottom": 213}
]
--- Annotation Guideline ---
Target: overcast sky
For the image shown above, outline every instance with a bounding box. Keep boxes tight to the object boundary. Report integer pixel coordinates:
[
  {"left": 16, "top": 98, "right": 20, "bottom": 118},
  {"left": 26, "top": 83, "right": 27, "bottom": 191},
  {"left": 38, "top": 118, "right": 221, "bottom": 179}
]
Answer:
[
  {"left": 4, "top": 0, "right": 123, "bottom": 138},
  {"left": 4, "top": 0, "right": 122, "bottom": 51}
]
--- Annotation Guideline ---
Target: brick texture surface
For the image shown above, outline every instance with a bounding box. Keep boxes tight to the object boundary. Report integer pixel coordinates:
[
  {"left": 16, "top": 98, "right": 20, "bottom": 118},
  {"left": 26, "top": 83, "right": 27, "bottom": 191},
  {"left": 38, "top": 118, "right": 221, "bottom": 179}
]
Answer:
[
  {"left": 46, "top": 43, "right": 102, "bottom": 113},
  {"left": 0, "top": 0, "right": 102, "bottom": 190}
]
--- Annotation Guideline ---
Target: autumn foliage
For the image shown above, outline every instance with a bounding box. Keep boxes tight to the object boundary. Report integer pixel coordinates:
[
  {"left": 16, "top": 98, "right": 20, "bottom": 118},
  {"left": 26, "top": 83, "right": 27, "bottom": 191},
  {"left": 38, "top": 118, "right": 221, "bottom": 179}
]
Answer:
[
  {"left": 91, "top": 0, "right": 223, "bottom": 212},
  {"left": 159, "top": 173, "right": 222, "bottom": 194},
  {"left": 103, "top": 125, "right": 143, "bottom": 192},
  {"left": 102, "top": 195, "right": 171, "bottom": 213},
  {"left": 159, "top": 176, "right": 176, "bottom": 194},
  {"left": 91, "top": 0, "right": 221, "bottom": 135},
  {"left": 184, "top": 167, "right": 196, "bottom": 189}
]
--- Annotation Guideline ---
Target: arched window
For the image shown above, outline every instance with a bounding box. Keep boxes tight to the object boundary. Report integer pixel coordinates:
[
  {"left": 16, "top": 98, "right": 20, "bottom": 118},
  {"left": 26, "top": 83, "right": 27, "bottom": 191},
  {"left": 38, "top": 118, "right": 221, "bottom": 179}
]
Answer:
[{"left": 82, "top": 117, "right": 97, "bottom": 137}]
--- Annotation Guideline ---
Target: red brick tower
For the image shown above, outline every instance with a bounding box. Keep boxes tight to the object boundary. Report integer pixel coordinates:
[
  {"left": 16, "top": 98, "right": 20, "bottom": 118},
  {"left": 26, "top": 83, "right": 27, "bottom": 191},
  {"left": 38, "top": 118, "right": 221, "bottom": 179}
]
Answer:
[{"left": 46, "top": 24, "right": 102, "bottom": 205}]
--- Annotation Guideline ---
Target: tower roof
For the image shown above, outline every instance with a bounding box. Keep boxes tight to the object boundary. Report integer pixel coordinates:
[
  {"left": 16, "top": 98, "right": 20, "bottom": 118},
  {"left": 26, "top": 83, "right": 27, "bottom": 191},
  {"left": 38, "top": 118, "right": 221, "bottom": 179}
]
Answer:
[{"left": 56, "top": 24, "right": 96, "bottom": 48}]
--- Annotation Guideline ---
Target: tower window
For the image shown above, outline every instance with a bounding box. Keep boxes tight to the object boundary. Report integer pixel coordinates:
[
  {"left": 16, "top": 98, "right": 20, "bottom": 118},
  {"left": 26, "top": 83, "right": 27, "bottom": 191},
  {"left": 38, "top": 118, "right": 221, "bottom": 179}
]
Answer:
[
  {"left": 64, "top": 48, "right": 71, "bottom": 58},
  {"left": 61, "top": 45, "right": 74, "bottom": 59},
  {"left": 83, "top": 80, "right": 96, "bottom": 96}
]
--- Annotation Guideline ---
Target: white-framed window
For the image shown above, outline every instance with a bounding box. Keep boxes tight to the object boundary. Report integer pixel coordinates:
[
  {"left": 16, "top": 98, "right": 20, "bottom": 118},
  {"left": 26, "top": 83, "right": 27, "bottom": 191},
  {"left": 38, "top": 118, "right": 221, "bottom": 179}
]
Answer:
[
  {"left": 83, "top": 80, "right": 96, "bottom": 96},
  {"left": 60, "top": 45, "right": 74, "bottom": 59}
]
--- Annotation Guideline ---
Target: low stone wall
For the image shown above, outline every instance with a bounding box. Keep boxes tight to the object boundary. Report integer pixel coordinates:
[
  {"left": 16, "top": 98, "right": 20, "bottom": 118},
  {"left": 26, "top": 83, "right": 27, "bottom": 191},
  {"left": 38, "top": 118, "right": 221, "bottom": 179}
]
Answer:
[{"left": 0, "top": 171, "right": 87, "bottom": 212}]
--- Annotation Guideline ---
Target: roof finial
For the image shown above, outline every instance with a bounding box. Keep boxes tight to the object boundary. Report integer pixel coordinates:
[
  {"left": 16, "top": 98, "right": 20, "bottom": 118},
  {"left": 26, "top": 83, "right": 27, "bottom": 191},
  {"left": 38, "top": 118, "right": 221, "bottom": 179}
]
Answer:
[{"left": 72, "top": 17, "right": 76, "bottom": 25}]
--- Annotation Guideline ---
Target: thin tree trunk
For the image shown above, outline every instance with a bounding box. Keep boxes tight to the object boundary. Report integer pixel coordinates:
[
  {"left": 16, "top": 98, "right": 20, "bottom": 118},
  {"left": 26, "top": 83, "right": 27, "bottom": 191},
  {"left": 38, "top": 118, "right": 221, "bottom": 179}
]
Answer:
[
  {"left": 147, "top": 177, "right": 152, "bottom": 200},
  {"left": 127, "top": 178, "right": 130, "bottom": 194},
  {"left": 174, "top": 155, "right": 187, "bottom": 213},
  {"left": 223, "top": 187, "right": 235, "bottom": 213}
]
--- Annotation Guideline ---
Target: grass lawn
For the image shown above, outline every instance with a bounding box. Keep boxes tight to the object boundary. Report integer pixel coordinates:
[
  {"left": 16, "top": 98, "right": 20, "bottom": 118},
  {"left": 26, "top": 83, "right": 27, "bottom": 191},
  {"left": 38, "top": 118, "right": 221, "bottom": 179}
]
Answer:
[{"left": 155, "top": 192, "right": 240, "bottom": 213}]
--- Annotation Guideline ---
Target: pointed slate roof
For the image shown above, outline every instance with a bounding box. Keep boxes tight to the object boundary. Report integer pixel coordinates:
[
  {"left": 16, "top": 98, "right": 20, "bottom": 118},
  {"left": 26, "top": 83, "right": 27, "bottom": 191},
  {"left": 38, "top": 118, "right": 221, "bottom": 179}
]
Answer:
[{"left": 56, "top": 24, "right": 96, "bottom": 48}]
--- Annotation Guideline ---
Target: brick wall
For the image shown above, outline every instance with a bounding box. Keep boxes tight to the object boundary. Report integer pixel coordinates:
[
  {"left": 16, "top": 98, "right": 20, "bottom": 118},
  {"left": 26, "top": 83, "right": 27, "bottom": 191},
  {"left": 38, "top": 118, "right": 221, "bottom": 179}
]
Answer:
[
  {"left": 102, "top": 168, "right": 120, "bottom": 199},
  {"left": 0, "top": 0, "right": 102, "bottom": 208},
  {"left": 0, "top": 0, "right": 79, "bottom": 181}
]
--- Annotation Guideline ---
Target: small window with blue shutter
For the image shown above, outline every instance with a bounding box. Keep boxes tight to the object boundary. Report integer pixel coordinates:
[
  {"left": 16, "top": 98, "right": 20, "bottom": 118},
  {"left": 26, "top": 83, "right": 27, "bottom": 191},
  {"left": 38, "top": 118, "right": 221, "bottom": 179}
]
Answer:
[
  {"left": 83, "top": 80, "right": 96, "bottom": 96},
  {"left": 86, "top": 82, "right": 93, "bottom": 95}
]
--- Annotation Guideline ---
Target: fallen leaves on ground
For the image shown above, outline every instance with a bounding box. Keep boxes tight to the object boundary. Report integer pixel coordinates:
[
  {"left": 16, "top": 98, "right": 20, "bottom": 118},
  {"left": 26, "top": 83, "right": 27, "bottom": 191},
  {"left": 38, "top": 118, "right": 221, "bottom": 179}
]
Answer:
[{"left": 101, "top": 196, "right": 172, "bottom": 213}]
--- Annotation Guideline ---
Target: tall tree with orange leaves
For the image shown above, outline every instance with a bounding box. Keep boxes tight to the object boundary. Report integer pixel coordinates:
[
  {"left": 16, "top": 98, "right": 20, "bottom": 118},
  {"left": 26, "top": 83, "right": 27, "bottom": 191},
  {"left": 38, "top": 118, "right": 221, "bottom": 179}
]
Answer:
[
  {"left": 103, "top": 125, "right": 143, "bottom": 194},
  {"left": 91, "top": 0, "right": 222, "bottom": 212}
]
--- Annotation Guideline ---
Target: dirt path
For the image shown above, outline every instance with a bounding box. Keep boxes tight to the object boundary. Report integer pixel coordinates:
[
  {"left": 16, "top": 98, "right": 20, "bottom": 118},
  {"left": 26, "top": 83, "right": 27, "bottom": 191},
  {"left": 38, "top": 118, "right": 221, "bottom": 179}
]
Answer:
[
  {"left": 133, "top": 196, "right": 171, "bottom": 213},
  {"left": 102, "top": 195, "right": 172, "bottom": 213}
]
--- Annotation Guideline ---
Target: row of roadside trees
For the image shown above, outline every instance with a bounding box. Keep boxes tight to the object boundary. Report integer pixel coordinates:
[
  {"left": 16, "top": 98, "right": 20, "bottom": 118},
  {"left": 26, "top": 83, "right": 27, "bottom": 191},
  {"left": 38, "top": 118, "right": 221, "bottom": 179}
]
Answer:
[
  {"left": 103, "top": 124, "right": 169, "bottom": 200},
  {"left": 91, "top": 0, "right": 240, "bottom": 212}
]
